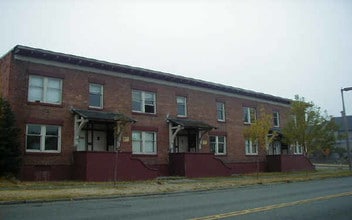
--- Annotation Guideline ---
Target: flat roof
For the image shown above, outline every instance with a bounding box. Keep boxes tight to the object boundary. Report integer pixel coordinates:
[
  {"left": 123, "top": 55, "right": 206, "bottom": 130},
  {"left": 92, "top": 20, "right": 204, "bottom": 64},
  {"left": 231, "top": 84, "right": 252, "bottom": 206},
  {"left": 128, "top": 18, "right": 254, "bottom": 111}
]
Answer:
[{"left": 11, "top": 45, "right": 291, "bottom": 105}]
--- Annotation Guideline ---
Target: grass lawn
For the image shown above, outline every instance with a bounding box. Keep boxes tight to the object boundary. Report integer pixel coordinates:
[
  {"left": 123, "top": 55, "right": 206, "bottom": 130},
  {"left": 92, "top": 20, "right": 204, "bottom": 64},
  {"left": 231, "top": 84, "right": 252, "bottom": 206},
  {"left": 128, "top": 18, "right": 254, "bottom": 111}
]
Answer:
[{"left": 0, "top": 168, "right": 351, "bottom": 204}]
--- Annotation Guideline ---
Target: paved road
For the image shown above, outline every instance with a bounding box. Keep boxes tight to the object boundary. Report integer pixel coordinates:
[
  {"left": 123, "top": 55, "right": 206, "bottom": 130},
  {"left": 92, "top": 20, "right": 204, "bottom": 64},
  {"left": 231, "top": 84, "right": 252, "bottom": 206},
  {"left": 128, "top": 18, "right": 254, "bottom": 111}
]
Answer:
[{"left": 1, "top": 177, "right": 352, "bottom": 220}]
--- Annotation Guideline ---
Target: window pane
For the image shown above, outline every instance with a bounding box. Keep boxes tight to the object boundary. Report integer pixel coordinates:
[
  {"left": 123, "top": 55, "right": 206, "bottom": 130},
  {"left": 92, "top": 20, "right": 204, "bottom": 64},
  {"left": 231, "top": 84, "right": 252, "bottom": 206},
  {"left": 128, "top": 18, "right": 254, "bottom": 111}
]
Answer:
[
  {"left": 28, "top": 125, "right": 41, "bottom": 135},
  {"left": 144, "top": 141, "right": 155, "bottom": 153},
  {"left": 89, "top": 84, "right": 101, "bottom": 94},
  {"left": 217, "top": 103, "right": 224, "bottom": 120},
  {"left": 89, "top": 93, "right": 102, "bottom": 107},
  {"left": 132, "top": 141, "right": 142, "bottom": 153},
  {"left": 29, "top": 87, "right": 43, "bottom": 102},
  {"left": 177, "top": 104, "right": 185, "bottom": 116},
  {"left": 27, "top": 136, "right": 41, "bottom": 150},
  {"left": 48, "top": 79, "right": 61, "bottom": 89},
  {"left": 144, "top": 132, "right": 154, "bottom": 141},
  {"left": 30, "top": 76, "right": 43, "bottom": 87},
  {"left": 132, "top": 91, "right": 142, "bottom": 111},
  {"left": 45, "top": 136, "right": 58, "bottom": 151},
  {"left": 243, "top": 108, "right": 249, "bottom": 123},
  {"left": 218, "top": 143, "right": 225, "bottom": 153},
  {"left": 46, "top": 126, "right": 59, "bottom": 136},
  {"left": 47, "top": 88, "right": 61, "bottom": 103},
  {"left": 144, "top": 105, "right": 155, "bottom": 113},
  {"left": 250, "top": 108, "right": 256, "bottom": 123},
  {"left": 132, "top": 131, "right": 141, "bottom": 141}
]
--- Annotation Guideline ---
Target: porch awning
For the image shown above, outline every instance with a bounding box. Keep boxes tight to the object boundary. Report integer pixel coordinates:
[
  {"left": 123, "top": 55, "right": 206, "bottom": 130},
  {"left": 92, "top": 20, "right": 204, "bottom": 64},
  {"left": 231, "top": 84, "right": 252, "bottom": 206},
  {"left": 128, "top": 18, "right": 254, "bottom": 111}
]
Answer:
[
  {"left": 72, "top": 109, "right": 135, "bottom": 123},
  {"left": 167, "top": 117, "right": 216, "bottom": 131}
]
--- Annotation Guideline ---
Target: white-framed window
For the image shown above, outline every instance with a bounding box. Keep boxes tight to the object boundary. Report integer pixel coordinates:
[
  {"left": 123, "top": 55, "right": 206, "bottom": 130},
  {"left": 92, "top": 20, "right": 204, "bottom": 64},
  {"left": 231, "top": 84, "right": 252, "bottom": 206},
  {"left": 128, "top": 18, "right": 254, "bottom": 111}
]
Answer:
[
  {"left": 132, "top": 131, "right": 157, "bottom": 154},
  {"left": 176, "top": 96, "right": 187, "bottom": 117},
  {"left": 216, "top": 102, "right": 225, "bottom": 121},
  {"left": 293, "top": 142, "right": 303, "bottom": 155},
  {"left": 89, "top": 83, "right": 103, "bottom": 108},
  {"left": 132, "top": 90, "right": 156, "bottom": 114},
  {"left": 243, "top": 107, "right": 256, "bottom": 124},
  {"left": 245, "top": 139, "right": 258, "bottom": 155},
  {"left": 28, "top": 75, "right": 62, "bottom": 104},
  {"left": 210, "top": 136, "right": 226, "bottom": 155},
  {"left": 26, "top": 124, "right": 61, "bottom": 153},
  {"left": 273, "top": 111, "right": 280, "bottom": 127}
]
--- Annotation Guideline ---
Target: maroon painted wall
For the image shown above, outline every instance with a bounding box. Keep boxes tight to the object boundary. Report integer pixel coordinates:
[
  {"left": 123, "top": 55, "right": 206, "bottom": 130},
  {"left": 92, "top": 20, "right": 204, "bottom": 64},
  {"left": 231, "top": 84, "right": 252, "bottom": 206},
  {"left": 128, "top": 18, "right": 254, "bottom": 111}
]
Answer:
[
  {"left": 267, "top": 155, "right": 315, "bottom": 172},
  {"left": 73, "top": 151, "right": 158, "bottom": 181},
  {"left": 170, "top": 153, "right": 232, "bottom": 178}
]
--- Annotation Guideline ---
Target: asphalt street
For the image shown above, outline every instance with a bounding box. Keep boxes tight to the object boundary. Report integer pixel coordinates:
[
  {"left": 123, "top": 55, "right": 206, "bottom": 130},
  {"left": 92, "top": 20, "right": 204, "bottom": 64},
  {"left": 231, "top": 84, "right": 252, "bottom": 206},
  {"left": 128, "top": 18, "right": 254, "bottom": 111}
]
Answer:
[{"left": 1, "top": 177, "right": 352, "bottom": 220}]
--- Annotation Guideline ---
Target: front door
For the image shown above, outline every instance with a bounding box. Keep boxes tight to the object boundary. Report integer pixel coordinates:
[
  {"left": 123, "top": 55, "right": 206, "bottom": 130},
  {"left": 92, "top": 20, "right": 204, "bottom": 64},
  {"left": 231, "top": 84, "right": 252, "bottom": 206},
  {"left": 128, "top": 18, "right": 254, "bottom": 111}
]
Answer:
[{"left": 177, "top": 136, "right": 188, "bottom": 153}]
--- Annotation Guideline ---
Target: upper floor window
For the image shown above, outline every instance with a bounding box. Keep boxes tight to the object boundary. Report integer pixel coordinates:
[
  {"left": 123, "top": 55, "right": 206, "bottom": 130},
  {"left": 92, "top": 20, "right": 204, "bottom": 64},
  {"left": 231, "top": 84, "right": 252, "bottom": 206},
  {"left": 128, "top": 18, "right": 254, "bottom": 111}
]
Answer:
[
  {"left": 210, "top": 136, "right": 226, "bottom": 155},
  {"left": 89, "top": 83, "right": 103, "bottom": 108},
  {"left": 132, "top": 90, "right": 156, "bottom": 114},
  {"left": 26, "top": 124, "right": 61, "bottom": 153},
  {"left": 243, "top": 107, "right": 256, "bottom": 124},
  {"left": 132, "top": 131, "right": 157, "bottom": 154},
  {"left": 177, "top": 96, "right": 187, "bottom": 117},
  {"left": 28, "top": 75, "right": 62, "bottom": 105},
  {"left": 245, "top": 139, "right": 258, "bottom": 155},
  {"left": 273, "top": 111, "right": 280, "bottom": 127},
  {"left": 216, "top": 102, "right": 225, "bottom": 121}
]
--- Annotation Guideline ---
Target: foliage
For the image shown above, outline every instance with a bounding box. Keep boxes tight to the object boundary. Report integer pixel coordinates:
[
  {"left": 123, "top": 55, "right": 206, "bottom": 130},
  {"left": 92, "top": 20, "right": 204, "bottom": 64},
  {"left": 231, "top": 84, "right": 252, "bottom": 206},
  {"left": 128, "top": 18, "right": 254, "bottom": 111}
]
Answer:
[
  {"left": 0, "top": 97, "right": 21, "bottom": 177},
  {"left": 243, "top": 107, "right": 277, "bottom": 152},
  {"left": 282, "top": 95, "right": 339, "bottom": 154}
]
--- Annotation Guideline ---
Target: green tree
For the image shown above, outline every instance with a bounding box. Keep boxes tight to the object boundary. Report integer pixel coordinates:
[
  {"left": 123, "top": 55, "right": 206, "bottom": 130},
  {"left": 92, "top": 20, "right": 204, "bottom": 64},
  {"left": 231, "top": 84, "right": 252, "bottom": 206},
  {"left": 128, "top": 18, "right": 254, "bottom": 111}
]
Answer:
[
  {"left": 243, "top": 107, "right": 277, "bottom": 176},
  {"left": 282, "top": 95, "right": 338, "bottom": 155},
  {"left": 0, "top": 97, "right": 21, "bottom": 177}
]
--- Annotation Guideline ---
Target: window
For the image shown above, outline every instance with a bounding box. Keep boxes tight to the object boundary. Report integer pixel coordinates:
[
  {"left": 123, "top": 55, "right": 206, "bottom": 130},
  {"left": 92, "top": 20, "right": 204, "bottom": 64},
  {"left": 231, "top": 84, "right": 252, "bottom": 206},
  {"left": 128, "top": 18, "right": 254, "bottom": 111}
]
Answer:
[
  {"left": 28, "top": 75, "right": 62, "bottom": 104},
  {"left": 132, "top": 131, "right": 157, "bottom": 154},
  {"left": 273, "top": 111, "right": 280, "bottom": 127},
  {"left": 245, "top": 139, "right": 258, "bottom": 155},
  {"left": 293, "top": 142, "right": 303, "bottom": 155},
  {"left": 89, "top": 83, "right": 103, "bottom": 108},
  {"left": 243, "top": 107, "right": 256, "bottom": 124},
  {"left": 216, "top": 102, "right": 225, "bottom": 121},
  {"left": 210, "top": 136, "right": 226, "bottom": 155},
  {"left": 177, "top": 96, "right": 187, "bottom": 117},
  {"left": 26, "top": 124, "right": 61, "bottom": 152},
  {"left": 132, "top": 90, "right": 156, "bottom": 114}
]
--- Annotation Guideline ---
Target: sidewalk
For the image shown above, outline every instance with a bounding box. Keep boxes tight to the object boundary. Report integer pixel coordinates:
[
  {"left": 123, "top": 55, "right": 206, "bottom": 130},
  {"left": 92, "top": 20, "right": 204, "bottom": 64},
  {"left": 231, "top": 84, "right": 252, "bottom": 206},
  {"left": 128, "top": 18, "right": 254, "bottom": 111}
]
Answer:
[{"left": 1, "top": 169, "right": 351, "bottom": 205}]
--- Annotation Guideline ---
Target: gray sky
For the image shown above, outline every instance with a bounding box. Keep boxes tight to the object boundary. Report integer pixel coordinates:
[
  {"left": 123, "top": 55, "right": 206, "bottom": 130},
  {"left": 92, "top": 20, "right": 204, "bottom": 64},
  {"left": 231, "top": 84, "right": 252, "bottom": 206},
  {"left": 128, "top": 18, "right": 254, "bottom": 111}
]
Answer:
[{"left": 1, "top": 0, "right": 352, "bottom": 116}]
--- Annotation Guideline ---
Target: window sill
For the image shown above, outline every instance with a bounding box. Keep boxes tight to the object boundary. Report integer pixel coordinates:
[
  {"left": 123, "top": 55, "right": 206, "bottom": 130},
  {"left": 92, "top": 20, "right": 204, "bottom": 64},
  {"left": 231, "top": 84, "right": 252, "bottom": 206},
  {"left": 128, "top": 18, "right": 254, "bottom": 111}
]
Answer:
[
  {"left": 217, "top": 120, "right": 226, "bottom": 123},
  {"left": 27, "top": 101, "right": 63, "bottom": 108},
  {"left": 25, "top": 151, "right": 61, "bottom": 155},
  {"left": 132, "top": 153, "right": 158, "bottom": 157},
  {"left": 89, "top": 106, "right": 104, "bottom": 111},
  {"left": 132, "top": 112, "right": 157, "bottom": 117}
]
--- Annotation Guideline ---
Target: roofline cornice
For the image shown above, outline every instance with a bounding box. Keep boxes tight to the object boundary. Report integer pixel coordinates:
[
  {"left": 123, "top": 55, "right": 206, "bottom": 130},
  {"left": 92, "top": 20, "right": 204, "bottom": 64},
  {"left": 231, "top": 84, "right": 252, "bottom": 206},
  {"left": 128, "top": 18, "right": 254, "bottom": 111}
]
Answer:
[{"left": 12, "top": 45, "right": 291, "bottom": 105}]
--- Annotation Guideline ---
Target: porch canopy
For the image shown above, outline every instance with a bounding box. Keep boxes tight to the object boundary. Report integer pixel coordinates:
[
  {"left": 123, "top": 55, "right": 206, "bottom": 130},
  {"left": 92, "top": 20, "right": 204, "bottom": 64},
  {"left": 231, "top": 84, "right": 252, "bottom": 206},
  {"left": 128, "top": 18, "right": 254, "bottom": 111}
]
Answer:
[
  {"left": 72, "top": 108, "right": 135, "bottom": 150},
  {"left": 167, "top": 117, "right": 216, "bottom": 152}
]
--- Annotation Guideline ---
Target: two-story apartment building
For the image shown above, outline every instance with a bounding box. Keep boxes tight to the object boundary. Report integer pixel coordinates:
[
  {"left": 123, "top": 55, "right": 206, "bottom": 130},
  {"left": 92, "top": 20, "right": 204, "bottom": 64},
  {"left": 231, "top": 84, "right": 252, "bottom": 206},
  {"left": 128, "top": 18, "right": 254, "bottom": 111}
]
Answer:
[{"left": 0, "top": 45, "right": 314, "bottom": 181}]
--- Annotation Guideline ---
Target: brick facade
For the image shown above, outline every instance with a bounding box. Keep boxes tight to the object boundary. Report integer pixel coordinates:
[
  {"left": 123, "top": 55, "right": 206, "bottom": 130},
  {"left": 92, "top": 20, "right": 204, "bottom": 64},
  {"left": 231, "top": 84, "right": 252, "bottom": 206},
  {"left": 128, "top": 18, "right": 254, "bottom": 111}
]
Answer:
[{"left": 0, "top": 45, "right": 299, "bottom": 181}]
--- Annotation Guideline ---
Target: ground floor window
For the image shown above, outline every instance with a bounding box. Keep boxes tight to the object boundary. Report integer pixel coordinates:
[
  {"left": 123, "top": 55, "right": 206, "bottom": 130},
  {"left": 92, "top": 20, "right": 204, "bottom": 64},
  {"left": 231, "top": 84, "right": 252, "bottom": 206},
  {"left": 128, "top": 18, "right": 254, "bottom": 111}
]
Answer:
[
  {"left": 26, "top": 124, "right": 61, "bottom": 152},
  {"left": 293, "top": 142, "right": 303, "bottom": 155},
  {"left": 132, "top": 131, "right": 157, "bottom": 154},
  {"left": 245, "top": 139, "right": 258, "bottom": 155},
  {"left": 210, "top": 136, "right": 226, "bottom": 155}
]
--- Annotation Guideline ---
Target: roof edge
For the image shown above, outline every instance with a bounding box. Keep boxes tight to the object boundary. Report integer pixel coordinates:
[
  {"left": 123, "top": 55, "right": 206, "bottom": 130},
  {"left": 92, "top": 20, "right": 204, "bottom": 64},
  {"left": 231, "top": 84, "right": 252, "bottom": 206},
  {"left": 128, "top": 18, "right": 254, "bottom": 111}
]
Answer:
[{"left": 11, "top": 45, "right": 291, "bottom": 105}]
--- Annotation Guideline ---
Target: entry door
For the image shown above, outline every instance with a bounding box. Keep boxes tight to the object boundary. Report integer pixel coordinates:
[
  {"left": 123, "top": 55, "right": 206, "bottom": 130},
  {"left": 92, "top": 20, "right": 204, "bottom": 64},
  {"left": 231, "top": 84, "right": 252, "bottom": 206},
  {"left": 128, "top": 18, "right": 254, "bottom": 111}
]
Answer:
[
  {"left": 88, "top": 130, "right": 107, "bottom": 151},
  {"left": 178, "top": 136, "right": 188, "bottom": 153}
]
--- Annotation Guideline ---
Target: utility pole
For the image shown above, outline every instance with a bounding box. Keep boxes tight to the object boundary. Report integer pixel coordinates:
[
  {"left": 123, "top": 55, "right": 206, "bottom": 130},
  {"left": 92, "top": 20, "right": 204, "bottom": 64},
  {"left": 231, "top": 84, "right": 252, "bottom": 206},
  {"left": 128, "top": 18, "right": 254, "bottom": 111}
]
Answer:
[{"left": 341, "top": 87, "right": 352, "bottom": 171}]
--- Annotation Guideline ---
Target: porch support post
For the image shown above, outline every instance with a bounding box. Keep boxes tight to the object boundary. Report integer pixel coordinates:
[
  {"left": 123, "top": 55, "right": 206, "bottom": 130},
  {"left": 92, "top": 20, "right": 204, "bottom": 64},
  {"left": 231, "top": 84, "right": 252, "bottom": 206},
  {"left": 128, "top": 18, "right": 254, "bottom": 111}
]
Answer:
[
  {"left": 169, "top": 123, "right": 182, "bottom": 152},
  {"left": 74, "top": 115, "right": 88, "bottom": 149}
]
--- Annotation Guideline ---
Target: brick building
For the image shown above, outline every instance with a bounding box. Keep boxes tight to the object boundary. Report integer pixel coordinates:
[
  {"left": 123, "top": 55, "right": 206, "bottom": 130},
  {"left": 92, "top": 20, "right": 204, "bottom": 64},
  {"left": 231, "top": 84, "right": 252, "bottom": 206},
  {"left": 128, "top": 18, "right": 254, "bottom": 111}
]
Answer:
[{"left": 0, "top": 45, "right": 314, "bottom": 181}]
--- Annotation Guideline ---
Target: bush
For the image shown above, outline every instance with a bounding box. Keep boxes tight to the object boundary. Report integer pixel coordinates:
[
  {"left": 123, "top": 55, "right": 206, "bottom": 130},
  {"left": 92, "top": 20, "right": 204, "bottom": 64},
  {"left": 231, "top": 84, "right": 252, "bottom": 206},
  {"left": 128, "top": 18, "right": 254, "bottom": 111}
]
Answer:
[{"left": 0, "top": 97, "right": 21, "bottom": 177}]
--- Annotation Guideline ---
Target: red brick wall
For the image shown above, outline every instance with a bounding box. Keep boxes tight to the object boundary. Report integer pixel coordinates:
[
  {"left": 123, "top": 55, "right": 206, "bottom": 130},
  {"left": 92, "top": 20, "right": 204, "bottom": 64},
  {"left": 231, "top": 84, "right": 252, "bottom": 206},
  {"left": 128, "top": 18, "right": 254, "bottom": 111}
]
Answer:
[{"left": 4, "top": 53, "right": 291, "bottom": 180}]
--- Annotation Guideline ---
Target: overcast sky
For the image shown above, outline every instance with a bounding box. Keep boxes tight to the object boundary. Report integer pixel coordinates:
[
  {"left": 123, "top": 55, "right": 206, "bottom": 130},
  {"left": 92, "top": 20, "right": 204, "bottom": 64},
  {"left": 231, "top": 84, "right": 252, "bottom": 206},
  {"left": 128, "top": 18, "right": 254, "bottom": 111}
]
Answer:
[{"left": 1, "top": 0, "right": 352, "bottom": 116}]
